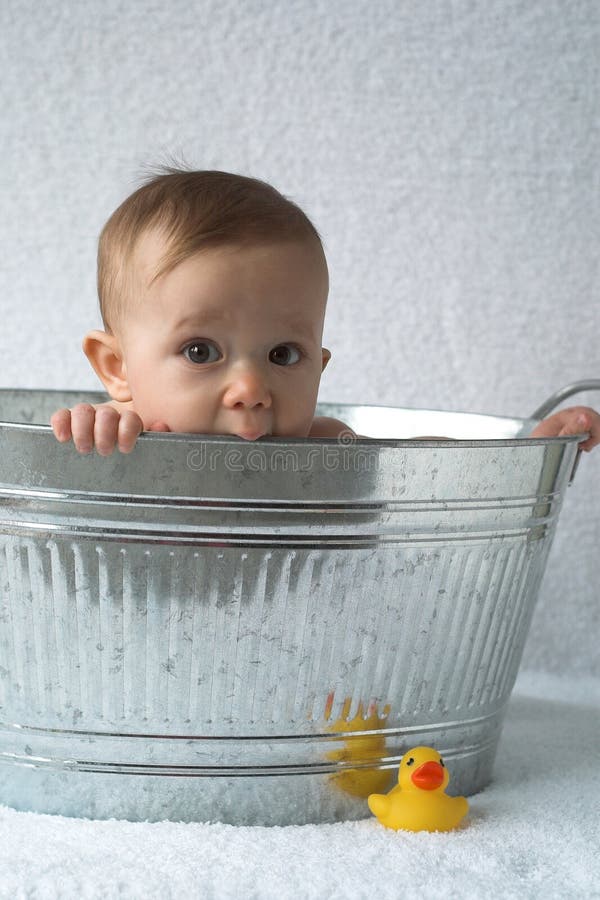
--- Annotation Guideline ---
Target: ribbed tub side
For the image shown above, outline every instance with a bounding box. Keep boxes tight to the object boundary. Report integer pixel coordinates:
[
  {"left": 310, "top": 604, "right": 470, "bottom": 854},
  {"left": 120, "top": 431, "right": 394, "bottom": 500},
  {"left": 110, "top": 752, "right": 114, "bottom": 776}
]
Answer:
[{"left": 1, "top": 531, "right": 553, "bottom": 734}]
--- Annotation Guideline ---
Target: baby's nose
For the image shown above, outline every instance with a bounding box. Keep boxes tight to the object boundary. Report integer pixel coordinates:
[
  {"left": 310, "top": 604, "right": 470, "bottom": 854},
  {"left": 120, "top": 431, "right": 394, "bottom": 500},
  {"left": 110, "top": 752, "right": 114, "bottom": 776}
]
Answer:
[{"left": 222, "top": 365, "right": 272, "bottom": 410}]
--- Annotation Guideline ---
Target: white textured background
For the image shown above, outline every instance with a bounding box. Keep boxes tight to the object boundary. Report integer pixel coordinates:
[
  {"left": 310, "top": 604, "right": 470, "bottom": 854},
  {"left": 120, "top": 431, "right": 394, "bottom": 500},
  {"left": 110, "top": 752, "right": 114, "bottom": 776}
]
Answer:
[{"left": 0, "top": 0, "right": 598, "bottom": 676}]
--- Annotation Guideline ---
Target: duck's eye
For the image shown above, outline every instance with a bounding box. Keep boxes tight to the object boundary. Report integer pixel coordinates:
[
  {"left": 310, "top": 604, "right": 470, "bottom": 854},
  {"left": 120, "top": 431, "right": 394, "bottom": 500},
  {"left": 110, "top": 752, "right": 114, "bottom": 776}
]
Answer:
[
  {"left": 405, "top": 757, "right": 415, "bottom": 766},
  {"left": 183, "top": 341, "right": 221, "bottom": 364},
  {"left": 269, "top": 344, "right": 301, "bottom": 366}
]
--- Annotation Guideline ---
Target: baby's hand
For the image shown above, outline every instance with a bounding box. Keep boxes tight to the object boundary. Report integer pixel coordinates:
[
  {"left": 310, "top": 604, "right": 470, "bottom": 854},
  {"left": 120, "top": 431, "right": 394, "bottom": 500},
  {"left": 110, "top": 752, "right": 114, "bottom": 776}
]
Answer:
[
  {"left": 529, "top": 406, "right": 600, "bottom": 452},
  {"left": 50, "top": 403, "right": 170, "bottom": 456}
]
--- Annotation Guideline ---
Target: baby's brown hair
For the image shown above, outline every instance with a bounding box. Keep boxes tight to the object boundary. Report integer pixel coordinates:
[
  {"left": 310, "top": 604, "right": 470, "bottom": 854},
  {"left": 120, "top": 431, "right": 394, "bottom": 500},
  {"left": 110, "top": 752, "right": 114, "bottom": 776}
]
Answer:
[{"left": 97, "top": 168, "right": 324, "bottom": 333}]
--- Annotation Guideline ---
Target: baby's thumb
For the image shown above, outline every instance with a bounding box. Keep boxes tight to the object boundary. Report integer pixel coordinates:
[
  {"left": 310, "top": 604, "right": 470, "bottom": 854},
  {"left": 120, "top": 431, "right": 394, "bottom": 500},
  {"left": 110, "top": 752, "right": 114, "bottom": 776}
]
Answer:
[{"left": 147, "top": 421, "right": 171, "bottom": 432}]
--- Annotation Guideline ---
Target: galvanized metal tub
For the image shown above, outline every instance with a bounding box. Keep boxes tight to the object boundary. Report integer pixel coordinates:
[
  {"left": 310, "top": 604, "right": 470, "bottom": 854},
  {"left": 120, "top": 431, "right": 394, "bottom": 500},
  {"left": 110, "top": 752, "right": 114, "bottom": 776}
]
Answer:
[{"left": 0, "top": 382, "right": 597, "bottom": 825}]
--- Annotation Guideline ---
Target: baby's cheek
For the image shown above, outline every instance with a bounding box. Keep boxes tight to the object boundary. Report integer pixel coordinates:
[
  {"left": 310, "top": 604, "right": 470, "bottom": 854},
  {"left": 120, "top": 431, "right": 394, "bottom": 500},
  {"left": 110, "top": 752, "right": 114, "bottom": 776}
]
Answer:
[{"left": 282, "top": 412, "right": 315, "bottom": 439}]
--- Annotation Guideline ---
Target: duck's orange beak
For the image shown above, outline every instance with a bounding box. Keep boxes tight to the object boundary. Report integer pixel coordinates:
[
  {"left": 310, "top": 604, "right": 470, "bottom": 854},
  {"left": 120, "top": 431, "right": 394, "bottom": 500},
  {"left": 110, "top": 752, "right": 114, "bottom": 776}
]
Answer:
[{"left": 411, "top": 760, "right": 445, "bottom": 790}]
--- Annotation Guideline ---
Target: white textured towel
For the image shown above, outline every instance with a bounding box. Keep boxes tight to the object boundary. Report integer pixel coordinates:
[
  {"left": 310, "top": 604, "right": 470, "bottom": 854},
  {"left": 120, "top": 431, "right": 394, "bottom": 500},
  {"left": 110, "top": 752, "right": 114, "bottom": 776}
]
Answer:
[{"left": 1, "top": 671, "right": 598, "bottom": 900}]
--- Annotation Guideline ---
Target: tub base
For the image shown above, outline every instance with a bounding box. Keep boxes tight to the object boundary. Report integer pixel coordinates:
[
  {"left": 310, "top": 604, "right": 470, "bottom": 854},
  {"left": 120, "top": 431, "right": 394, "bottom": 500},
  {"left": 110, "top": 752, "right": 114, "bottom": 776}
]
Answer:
[{"left": 0, "top": 718, "right": 500, "bottom": 825}]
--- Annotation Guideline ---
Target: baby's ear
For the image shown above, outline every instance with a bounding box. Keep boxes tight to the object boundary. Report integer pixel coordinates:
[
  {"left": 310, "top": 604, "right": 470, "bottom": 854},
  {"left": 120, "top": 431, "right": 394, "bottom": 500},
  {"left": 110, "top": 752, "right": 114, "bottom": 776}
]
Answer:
[
  {"left": 321, "top": 348, "right": 331, "bottom": 372},
  {"left": 82, "top": 330, "right": 132, "bottom": 402}
]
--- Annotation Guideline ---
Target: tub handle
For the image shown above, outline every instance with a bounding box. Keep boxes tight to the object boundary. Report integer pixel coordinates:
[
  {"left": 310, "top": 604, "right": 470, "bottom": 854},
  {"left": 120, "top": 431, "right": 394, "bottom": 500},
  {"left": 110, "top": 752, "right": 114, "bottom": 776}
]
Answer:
[{"left": 530, "top": 379, "right": 600, "bottom": 420}]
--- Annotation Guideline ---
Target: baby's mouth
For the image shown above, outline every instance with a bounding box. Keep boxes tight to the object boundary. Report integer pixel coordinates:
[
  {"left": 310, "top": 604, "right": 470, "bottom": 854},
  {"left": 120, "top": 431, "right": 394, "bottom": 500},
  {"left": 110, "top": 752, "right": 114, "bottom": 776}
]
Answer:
[{"left": 234, "top": 426, "right": 269, "bottom": 441}]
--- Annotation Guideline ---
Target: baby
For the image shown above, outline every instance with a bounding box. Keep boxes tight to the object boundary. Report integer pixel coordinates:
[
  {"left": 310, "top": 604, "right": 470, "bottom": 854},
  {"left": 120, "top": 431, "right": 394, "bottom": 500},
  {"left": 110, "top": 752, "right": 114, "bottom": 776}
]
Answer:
[{"left": 50, "top": 168, "right": 600, "bottom": 454}]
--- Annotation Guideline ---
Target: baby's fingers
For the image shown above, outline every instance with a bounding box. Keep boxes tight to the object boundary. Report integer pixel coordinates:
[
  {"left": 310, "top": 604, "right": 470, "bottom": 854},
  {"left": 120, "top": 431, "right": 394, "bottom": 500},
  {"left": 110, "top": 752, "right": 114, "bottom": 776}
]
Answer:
[
  {"left": 574, "top": 412, "right": 600, "bottom": 452},
  {"left": 557, "top": 414, "right": 586, "bottom": 438},
  {"left": 557, "top": 411, "right": 599, "bottom": 452},
  {"left": 117, "top": 411, "right": 145, "bottom": 453},
  {"left": 94, "top": 406, "right": 122, "bottom": 456},
  {"left": 69, "top": 403, "right": 97, "bottom": 454},
  {"left": 50, "top": 408, "right": 73, "bottom": 443}
]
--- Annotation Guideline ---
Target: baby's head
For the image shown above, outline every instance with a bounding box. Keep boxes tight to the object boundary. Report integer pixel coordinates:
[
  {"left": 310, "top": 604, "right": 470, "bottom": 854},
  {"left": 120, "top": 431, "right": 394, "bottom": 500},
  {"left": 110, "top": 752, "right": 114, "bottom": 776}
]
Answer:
[{"left": 84, "top": 169, "right": 331, "bottom": 439}]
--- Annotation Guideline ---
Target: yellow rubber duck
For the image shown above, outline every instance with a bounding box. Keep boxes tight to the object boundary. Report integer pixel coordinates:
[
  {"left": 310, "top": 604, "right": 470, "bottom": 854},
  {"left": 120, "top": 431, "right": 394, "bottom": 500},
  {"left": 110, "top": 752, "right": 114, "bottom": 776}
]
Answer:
[{"left": 368, "top": 746, "right": 468, "bottom": 832}]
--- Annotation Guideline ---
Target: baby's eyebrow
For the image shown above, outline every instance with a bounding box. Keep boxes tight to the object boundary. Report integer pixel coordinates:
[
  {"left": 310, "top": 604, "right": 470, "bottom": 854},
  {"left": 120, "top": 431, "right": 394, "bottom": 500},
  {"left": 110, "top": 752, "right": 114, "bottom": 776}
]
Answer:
[
  {"left": 174, "top": 312, "right": 317, "bottom": 341},
  {"left": 173, "top": 310, "right": 229, "bottom": 330}
]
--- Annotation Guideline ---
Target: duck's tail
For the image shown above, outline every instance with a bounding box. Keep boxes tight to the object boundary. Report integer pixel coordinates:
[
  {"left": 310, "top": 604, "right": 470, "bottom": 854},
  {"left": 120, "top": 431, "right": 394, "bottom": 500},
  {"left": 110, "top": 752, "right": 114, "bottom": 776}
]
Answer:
[
  {"left": 367, "top": 793, "right": 389, "bottom": 819},
  {"left": 454, "top": 795, "right": 469, "bottom": 818}
]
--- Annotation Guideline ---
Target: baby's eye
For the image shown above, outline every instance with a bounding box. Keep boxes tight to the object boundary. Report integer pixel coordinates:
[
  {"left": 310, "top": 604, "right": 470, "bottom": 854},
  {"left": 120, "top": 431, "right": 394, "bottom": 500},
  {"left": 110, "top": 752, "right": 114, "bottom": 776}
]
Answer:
[
  {"left": 269, "top": 344, "right": 301, "bottom": 366},
  {"left": 183, "top": 341, "right": 221, "bottom": 364}
]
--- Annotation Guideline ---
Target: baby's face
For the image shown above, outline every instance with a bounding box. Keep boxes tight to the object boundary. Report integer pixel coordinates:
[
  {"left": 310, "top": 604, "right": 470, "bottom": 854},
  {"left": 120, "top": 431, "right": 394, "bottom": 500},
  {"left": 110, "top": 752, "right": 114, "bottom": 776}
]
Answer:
[{"left": 115, "top": 232, "right": 330, "bottom": 439}]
